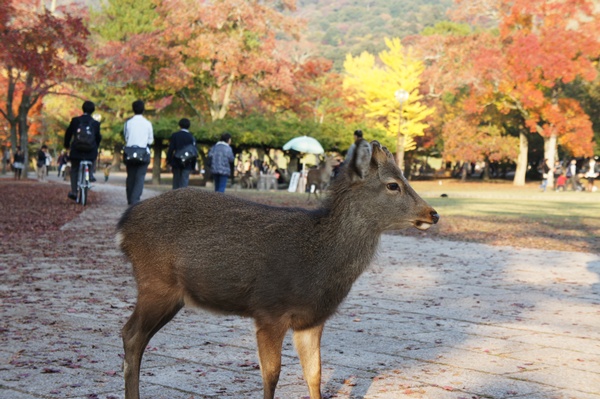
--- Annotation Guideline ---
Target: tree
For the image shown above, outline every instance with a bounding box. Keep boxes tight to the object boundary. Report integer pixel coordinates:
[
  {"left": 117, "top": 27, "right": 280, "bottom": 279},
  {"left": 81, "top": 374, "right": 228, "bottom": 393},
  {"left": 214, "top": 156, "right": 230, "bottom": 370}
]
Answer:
[
  {"left": 0, "top": 0, "right": 88, "bottom": 173},
  {"left": 90, "top": 0, "right": 304, "bottom": 183},
  {"left": 451, "top": 0, "right": 600, "bottom": 185},
  {"left": 442, "top": 110, "right": 519, "bottom": 181},
  {"left": 152, "top": 0, "right": 301, "bottom": 122},
  {"left": 343, "top": 37, "right": 433, "bottom": 170},
  {"left": 90, "top": 0, "right": 174, "bottom": 183}
]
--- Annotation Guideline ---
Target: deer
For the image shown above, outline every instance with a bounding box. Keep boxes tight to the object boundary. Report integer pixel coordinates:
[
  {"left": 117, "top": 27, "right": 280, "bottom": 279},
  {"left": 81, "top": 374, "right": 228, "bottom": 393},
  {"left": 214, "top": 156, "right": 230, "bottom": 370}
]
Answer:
[
  {"left": 117, "top": 140, "right": 439, "bottom": 399},
  {"left": 306, "top": 155, "right": 335, "bottom": 201}
]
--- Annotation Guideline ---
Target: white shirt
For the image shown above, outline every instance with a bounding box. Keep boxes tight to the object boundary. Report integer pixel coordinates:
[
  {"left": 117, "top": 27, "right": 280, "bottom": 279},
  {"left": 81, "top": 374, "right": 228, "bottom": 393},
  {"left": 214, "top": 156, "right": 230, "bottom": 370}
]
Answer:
[
  {"left": 585, "top": 160, "right": 597, "bottom": 178},
  {"left": 124, "top": 115, "right": 154, "bottom": 148}
]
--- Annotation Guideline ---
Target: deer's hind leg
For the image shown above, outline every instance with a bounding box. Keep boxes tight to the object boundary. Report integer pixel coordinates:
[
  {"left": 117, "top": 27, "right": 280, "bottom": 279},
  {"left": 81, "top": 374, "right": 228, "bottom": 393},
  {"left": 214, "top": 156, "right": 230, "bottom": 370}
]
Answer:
[
  {"left": 122, "top": 280, "right": 184, "bottom": 399},
  {"left": 293, "top": 323, "right": 324, "bottom": 399}
]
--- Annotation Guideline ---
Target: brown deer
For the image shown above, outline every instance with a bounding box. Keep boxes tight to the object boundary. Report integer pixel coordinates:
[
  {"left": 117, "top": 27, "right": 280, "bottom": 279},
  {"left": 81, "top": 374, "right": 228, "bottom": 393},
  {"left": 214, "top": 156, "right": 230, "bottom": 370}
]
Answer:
[
  {"left": 117, "top": 140, "right": 439, "bottom": 399},
  {"left": 306, "top": 155, "right": 335, "bottom": 201}
]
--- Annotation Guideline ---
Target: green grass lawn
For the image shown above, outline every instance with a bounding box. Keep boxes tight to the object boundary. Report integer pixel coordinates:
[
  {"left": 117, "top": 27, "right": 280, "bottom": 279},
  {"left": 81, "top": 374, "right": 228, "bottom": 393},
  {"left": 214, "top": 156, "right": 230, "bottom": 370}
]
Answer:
[
  {"left": 149, "top": 177, "right": 600, "bottom": 220},
  {"left": 409, "top": 180, "right": 600, "bottom": 221},
  {"left": 146, "top": 176, "right": 599, "bottom": 252},
  {"left": 425, "top": 197, "right": 599, "bottom": 220}
]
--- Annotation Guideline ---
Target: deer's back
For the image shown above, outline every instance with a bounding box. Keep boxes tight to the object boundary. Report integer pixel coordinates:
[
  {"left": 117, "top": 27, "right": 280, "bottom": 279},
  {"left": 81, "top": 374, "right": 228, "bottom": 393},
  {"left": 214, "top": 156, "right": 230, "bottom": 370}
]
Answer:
[{"left": 117, "top": 188, "right": 352, "bottom": 326}]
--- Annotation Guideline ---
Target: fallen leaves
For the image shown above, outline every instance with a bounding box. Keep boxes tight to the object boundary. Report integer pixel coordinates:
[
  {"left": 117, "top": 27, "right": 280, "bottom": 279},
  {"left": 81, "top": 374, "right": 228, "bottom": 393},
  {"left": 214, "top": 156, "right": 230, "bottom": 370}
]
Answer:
[{"left": 0, "top": 180, "right": 95, "bottom": 247}]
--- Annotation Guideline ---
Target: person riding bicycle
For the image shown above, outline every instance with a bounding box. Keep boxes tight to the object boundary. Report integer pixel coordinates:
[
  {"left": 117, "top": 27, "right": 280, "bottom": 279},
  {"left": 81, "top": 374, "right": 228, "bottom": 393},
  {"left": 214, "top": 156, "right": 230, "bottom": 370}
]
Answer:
[{"left": 64, "top": 100, "right": 102, "bottom": 201}]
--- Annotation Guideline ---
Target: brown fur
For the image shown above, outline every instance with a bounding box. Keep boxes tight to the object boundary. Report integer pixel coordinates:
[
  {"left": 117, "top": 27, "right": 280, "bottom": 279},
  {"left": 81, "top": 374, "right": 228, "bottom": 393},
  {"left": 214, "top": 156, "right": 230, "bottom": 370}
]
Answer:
[
  {"left": 306, "top": 155, "right": 334, "bottom": 201},
  {"left": 117, "top": 140, "right": 439, "bottom": 399}
]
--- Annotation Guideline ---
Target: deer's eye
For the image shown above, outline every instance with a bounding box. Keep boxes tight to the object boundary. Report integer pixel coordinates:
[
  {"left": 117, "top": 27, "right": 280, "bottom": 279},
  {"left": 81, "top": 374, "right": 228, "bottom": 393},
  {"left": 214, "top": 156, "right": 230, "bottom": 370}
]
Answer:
[{"left": 386, "top": 183, "right": 400, "bottom": 192}]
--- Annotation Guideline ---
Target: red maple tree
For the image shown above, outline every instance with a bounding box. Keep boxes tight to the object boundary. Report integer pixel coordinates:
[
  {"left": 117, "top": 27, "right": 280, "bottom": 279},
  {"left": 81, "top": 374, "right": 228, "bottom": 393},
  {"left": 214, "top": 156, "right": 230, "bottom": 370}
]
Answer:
[
  {"left": 0, "top": 0, "right": 89, "bottom": 171},
  {"left": 425, "top": 0, "right": 599, "bottom": 184}
]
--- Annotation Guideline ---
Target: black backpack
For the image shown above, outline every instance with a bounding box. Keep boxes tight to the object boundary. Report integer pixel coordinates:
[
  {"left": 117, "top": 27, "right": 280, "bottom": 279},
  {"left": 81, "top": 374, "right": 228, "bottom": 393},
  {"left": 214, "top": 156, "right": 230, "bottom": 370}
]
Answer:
[{"left": 72, "top": 118, "right": 96, "bottom": 152}]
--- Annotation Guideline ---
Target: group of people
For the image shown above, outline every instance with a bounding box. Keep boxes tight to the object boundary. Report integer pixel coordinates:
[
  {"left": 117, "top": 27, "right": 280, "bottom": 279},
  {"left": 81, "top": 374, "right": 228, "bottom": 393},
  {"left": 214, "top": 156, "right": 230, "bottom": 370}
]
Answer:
[
  {"left": 10, "top": 104, "right": 599, "bottom": 199},
  {"left": 539, "top": 157, "right": 600, "bottom": 192},
  {"left": 59, "top": 99, "right": 235, "bottom": 205}
]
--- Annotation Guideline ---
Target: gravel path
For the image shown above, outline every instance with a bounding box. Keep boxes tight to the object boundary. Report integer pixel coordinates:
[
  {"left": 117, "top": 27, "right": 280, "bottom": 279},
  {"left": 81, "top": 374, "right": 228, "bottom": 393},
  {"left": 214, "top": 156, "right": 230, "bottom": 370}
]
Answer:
[{"left": 1, "top": 180, "right": 599, "bottom": 399}]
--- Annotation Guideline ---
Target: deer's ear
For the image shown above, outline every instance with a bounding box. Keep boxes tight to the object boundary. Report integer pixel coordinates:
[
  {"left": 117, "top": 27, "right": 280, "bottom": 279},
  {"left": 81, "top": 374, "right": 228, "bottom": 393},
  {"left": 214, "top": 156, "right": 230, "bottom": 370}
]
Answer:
[
  {"left": 352, "top": 139, "right": 372, "bottom": 179},
  {"left": 370, "top": 141, "right": 404, "bottom": 175},
  {"left": 371, "top": 141, "right": 394, "bottom": 164}
]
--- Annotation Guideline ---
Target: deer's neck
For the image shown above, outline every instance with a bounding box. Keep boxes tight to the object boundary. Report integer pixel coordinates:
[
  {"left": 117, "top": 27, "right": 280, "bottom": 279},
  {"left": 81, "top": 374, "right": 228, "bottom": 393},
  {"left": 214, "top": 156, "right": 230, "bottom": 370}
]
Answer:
[{"left": 314, "top": 204, "right": 382, "bottom": 283}]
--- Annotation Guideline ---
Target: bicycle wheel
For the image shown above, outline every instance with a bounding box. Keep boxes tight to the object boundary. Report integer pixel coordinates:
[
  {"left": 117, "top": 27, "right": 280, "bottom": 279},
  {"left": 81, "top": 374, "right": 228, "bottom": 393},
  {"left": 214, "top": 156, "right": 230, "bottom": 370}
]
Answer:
[
  {"left": 80, "top": 186, "right": 87, "bottom": 206},
  {"left": 76, "top": 166, "right": 83, "bottom": 204},
  {"left": 76, "top": 162, "right": 89, "bottom": 206}
]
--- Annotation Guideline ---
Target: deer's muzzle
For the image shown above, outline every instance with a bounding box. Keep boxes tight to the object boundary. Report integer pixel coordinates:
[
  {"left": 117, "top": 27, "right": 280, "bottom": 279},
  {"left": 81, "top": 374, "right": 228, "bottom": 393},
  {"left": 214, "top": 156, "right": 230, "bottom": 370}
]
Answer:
[{"left": 414, "top": 210, "right": 439, "bottom": 231}]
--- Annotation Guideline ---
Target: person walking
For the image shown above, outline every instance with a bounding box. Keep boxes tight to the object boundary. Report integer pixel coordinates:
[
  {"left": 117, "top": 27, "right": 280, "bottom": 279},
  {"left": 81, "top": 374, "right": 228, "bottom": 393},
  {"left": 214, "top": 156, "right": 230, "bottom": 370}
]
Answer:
[
  {"left": 57, "top": 150, "right": 68, "bottom": 177},
  {"left": 166, "top": 118, "right": 197, "bottom": 190},
  {"left": 12, "top": 147, "right": 24, "bottom": 180},
  {"left": 566, "top": 159, "right": 580, "bottom": 192},
  {"left": 3, "top": 146, "right": 11, "bottom": 174},
  {"left": 123, "top": 100, "right": 153, "bottom": 205},
  {"left": 64, "top": 100, "right": 102, "bottom": 200},
  {"left": 36, "top": 145, "right": 49, "bottom": 182},
  {"left": 345, "top": 129, "right": 364, "bottom": 163},
  {"left": 539, "top": 158, "right": 551, "bottom": 192},
  {"left": 44, "top": 149, "right": 52, "bottom": 176},
  {"left": 208, "top": 132, "right": 234, "bottom": 193},
  {"left": 583, "top": 156, "right": 599, "bottom": 192}
]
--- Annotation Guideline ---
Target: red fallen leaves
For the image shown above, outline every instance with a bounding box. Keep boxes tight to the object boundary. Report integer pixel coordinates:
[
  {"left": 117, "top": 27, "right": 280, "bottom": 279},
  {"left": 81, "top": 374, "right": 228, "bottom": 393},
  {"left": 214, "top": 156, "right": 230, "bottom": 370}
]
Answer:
[
  {"left": 42, "top": 368, "right": 61, "bottom": 373},
  {"left": 238, "top": 360, "right": 260, "bottom": 369},
  {"left": 0, "top": 180, "right": 96, "bottom": 245}
]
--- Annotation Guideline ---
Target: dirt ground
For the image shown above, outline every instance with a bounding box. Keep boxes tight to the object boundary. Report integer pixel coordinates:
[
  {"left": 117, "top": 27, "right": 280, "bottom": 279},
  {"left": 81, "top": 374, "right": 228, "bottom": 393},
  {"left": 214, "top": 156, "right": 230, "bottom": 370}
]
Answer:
[{"left": 1, "top": 178, "right": 599, "bottom": 399}]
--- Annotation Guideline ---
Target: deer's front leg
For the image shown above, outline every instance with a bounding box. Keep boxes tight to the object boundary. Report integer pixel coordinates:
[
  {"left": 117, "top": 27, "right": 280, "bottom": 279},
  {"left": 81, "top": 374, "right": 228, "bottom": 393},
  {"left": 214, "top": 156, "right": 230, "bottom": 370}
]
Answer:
[
  {"left": 255, "top": 319, "right": 288, "bottom": 399},
  {"left": 293, "top": 323, "right": 324, "bottom": 399}
]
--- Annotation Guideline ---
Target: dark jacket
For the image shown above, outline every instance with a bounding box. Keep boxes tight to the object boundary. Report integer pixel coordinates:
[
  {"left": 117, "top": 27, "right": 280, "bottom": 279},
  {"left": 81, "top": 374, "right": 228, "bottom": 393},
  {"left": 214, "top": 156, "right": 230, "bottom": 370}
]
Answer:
[
  {"left": 167, "top": 129, "right": 197, "bottom": 170},
  {"left": 13, "top": 151, "right": 24, "bottom": 164},
  {"left": 37, "top": 150, "right": 46, "bottom": 167},
  {"left": 64, "top": 114, "right": 102, "bottom": 161},
  {"left": 208, "top": 141, "right": 234, "bottom": 176}
]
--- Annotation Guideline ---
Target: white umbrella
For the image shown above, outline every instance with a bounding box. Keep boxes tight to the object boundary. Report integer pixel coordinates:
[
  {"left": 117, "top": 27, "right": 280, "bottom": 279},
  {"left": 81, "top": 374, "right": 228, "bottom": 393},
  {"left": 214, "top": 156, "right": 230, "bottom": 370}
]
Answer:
[{"left": 282, "top": 136, "right": 324, "bottom": 154}]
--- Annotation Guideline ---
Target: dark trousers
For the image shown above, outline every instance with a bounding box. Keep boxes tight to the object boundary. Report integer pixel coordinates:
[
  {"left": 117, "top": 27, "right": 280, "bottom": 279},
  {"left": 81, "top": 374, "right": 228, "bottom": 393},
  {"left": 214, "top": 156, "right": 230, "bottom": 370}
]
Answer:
[
  {"left": 126, "top": 163, "right": 148, "bottom": 205},
  {"left": 213, "top": 174, "right": 228, "bottom": 192},
  {"left": 172, "top": 168, "right": 191, "bottom": 190},
  {"left": 568, "top": 175, "right": 579, "bottom": 191},
  {"left": 69, "top": 159, "right": 81, "bottom": 194}
]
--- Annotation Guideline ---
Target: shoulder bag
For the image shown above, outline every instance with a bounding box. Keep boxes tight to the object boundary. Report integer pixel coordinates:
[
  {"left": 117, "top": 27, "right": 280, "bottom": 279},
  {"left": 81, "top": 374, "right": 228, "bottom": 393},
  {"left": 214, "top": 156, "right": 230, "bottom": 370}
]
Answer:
[
  {"left": 174, "top": 143, "right": 198, "bottom": 164},
  {"left": 123, "top": 121, "right": 150, "bottom": 165},
  {"left": 123, "top": 146, "right": 150, "bottom": 165}
]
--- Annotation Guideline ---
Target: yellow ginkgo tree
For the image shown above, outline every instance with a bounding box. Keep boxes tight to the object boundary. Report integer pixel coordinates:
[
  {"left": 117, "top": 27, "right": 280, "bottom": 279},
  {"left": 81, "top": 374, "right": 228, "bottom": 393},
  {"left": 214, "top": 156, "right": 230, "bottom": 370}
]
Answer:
[{"left": 343, "top": 37, "right": 433, "bottom": 169}]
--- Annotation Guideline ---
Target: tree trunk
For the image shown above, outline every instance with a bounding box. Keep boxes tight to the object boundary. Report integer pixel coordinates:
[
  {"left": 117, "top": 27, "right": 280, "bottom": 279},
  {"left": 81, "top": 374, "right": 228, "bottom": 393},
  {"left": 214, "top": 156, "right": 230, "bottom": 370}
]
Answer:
[
  {"left": 483, "top": 160, "right": 490, "bottom": 181},
  {"left": 460, "top": 161, "right": 468, "bottom": 182},
  {"left": 396, "top": 133, "right": 405, "bottom": 172},
  {"left": 287, "top": 153, "right": 300, "bottom": 175},
  {"left": 513, "top": 130, "right": 528, "bottom": 186},
  {"left": 210, "top": 74, "right": 235, "bottom": 122},
  {"left": 404, "top": 151, "right": 414, "bottom": 180},
  {"left": 18, "top": 103, "right": 30, "bottom": 176},
  {"left": 112, "top": 143, "right": 123, "bottom": 170},
  {"left": 544, "top": 133, "right": 558, "bottom": 189},
  {"left": 152, "top": 139, "right": 164, "bottom": 185}
]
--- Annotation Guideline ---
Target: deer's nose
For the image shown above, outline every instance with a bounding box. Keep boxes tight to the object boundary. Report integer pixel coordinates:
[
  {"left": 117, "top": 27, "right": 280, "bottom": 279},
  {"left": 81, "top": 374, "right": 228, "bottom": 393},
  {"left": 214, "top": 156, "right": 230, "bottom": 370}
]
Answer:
[{"left": 430, "top": 211, "right": 440, "bottom": 224}]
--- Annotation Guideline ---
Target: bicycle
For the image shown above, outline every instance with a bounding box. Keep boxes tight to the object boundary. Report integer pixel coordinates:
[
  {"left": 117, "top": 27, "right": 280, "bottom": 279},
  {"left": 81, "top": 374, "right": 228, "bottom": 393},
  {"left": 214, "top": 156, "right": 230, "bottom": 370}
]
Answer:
[{"left": 76, "top": 160, "right": 93, "bottom": 206}]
